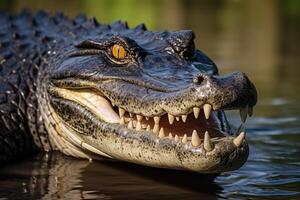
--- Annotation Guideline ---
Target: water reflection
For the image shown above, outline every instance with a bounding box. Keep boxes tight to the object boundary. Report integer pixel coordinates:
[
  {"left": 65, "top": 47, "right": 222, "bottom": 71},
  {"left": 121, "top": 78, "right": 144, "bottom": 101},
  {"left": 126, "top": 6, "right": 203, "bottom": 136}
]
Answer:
[
  {"left": 0, "top": 153, "right": 90, "bottom": 199},
  {"left": 0, "top": 153, "right": 223, "bottom": 199},
  {"left": 0, "top": 0, "right": 300, "bottom": 199}
]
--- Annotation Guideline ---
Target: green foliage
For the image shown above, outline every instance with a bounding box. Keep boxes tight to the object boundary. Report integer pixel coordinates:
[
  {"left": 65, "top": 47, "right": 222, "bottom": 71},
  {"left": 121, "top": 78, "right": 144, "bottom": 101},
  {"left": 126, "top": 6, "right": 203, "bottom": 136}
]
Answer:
[{"left": 282, "top": 0, "right": 300, "bottom": 18}]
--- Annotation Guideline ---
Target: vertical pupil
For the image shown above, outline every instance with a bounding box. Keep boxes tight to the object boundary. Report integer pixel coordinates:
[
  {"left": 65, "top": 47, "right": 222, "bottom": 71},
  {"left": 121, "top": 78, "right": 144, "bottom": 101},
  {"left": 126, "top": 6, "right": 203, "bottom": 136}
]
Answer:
[{"left": 117, "top": 46, "right": 120, "bottom": 58}]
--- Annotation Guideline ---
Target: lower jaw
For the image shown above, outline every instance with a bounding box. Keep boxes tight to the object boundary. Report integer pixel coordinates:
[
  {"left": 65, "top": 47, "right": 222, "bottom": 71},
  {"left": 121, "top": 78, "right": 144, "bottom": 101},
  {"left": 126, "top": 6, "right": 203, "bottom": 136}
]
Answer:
[
  {"left": 54, "top": 101, "right": 248, "bottom": 173},
  {"left": 50, "top": 101, "right": 248, "bottom": 173},
  {"left": 76, "top": 120, "right": 249, "bottom": 173}
]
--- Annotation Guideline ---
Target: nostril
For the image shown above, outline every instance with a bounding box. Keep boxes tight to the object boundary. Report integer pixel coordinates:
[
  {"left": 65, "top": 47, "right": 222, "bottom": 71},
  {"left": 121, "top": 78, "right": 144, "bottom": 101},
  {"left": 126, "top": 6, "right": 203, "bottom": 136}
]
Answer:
[{"left": 193, "top": 74, "right": 205, "bottom": 84}]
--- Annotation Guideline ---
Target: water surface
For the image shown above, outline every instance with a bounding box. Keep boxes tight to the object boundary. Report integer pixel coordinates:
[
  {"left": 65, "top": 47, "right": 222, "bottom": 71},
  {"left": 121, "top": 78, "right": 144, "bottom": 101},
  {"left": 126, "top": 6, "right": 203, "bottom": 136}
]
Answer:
[{"left": 0, "top": 0, "right": 300, "bottom": 199}]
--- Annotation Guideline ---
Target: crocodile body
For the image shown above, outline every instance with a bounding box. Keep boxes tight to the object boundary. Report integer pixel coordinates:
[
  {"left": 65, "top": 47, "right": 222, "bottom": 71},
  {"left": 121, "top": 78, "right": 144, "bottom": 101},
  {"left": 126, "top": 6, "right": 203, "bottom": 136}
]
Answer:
[{"left": 0, "top": 10, "right": 257, "bottom": 173}]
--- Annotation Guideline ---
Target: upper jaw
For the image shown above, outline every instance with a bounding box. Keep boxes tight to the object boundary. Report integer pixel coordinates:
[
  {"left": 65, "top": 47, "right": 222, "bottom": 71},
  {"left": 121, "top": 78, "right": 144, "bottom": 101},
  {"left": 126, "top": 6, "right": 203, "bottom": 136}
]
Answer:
[{"left": 91, "top": 71, "right": 257, "bottom": 117}]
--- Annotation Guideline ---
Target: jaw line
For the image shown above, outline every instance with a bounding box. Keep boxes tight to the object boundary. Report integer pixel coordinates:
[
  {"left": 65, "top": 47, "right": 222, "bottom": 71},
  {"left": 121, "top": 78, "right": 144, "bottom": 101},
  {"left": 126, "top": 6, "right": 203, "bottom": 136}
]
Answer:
[
  {"left": 48, "top": 87, "right": 249, "bottom": 173},
  {"left": 63, "top": 116, "right": 249, "bottom": 173},
  {"left": 50, "top": 87, "right": 230, "bottom": 136}
]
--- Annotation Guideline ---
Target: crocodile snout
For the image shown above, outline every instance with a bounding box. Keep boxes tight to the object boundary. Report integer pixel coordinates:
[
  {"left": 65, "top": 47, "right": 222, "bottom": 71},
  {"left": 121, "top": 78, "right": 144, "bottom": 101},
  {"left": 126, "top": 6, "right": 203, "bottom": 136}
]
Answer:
[{"left": 191, "top": 71, "right": 257, "bottom": 111}]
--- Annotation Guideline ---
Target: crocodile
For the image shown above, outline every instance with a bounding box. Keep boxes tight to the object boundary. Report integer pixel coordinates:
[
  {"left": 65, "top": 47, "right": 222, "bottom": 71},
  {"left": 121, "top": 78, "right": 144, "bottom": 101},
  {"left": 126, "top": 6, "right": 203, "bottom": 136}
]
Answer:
[{"left": 0, "top": 10, "right": 257, "bottom": 173}]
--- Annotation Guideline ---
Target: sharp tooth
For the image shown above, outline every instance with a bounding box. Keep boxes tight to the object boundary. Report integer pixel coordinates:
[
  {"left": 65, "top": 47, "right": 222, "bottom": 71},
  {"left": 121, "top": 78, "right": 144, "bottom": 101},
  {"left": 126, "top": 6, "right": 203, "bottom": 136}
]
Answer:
[
  {"left": 129, "top": 113, "right": 133, "bottom": 117},
  {"left": 191, "top": 130, "right": 201, "bottom": 147},
  {"left": 112, "top": 102, "right": 115, "bottom": 107},
  {"left": 153, "top": 124, "right": 159, "bottom": 134},
  {"left": 118, "top": 108, "right": 125, "bottom": 117},
  {"left": 168, "top": 133, "right": 173, "bottom": 139},
  {"left": 136, "top": 121, "right": 142, "bottom": 130},
  {"left": 182, "top": 134, "right": 187, "bottom": 144},
  {"left": 193, "top": 107, "right": 200, "bottom": 119},
  {"left": 128, "top": 120, "right": 133, "bottom": 129},
  {"left": 154, "top": 116, "right": 160, "bottom": 125},
  {"left": 233, "top": 131, "right": 245, "bottom": 147},
  {"left": 136, "top": 115, "right": 143, "bottom": 122},
  {"left": 120, "top": 117, "right": 125, "bottom": 125},
  {"left": 203, "top": 104, "right": 212, "bottom": 119},
  {"left": 146, "top": 125, "right": 151, "bottom": 131},
  {"left": 132, "top": 121, "right": 137, "bottom": 127},
  {"left": 248, "top": 107, "right": 253, "bottom": 117},
  {"left": 174, "top": 135, "right": 179, "bottom": 141},
  {"left": 181, "top": 115, "right": 187, "bottom": 123},
  {"left": 168, "top": 114, "right": 175, "bottom": 125},
  {"left": 146, "top": 117, "right": 149, "bottom": 120},
  {"left": 158, "top": 128, "right": 165, "bottom": 138},
  {"left": 204, "top": 131, "right": 213, "bottom": 151},
  {"left": 176, "top": 116, "right": 180, "bottom": 121},
  {"left": 240, "top": 105, "right": 248, "bottom": 123}
]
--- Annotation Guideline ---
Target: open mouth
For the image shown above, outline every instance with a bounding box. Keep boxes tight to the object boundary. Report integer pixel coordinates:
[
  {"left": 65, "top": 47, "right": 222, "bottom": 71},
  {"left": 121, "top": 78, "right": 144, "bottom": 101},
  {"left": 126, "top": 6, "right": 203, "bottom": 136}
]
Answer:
[{"left": 52, "top": 87, "right": 252, "bottom": 151}]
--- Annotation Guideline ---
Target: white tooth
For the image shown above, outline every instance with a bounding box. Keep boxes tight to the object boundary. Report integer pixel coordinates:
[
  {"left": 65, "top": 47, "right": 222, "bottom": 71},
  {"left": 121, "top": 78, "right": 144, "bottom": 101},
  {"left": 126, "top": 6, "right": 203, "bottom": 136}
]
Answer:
[
  {"left": 159, "top": 128, "right": 165, "bottom": 138},
  {"left": 128, "top": 120, "right": 133, "bottom": 129},
  {"left": 112, "top": 102, "right": 115, "bottom": 107},
  {"left": 136, "top": 115, "right": 143, "bottom": 122},
  {"left": 174, "top": 135, "right": 179, "bottom": 141},
  {"left": 233, "top": 131, "right": 245, "bottom": 147},
  {"left": 248, "top": 107, "right": 253, "bottom": 117},
  {"left": 129, "top": 113, "right": 133, "bottom": 117},
  {"left": 240, "top": 105, "right": 248, "bottom": 123},
  {"left": 154, "top": 116, "right": 160, "bottom": 124},
  {"left": 203, "top": 104, "right": 212, "bottom": 119},
  {"left": 120, "top": 117, "right": 125, "bottom": 125},
  {"left": 153, "top": 124, "right": 159, "bottom": 134},
  {"left": 182, "top": 134, "right": 187, "bottom": 144},
  {"left": 191, "top": 130, "right": 201, "bottom": 147},
  {"left": 146, "top": 125, "right": 151, "bottom": 131},
  {"left": 132, "top": 120, "right": 137, "bottom": 127},
  {"left": 146, "top": 117, "right": 149, "bottom": 120},
  {"left": 204, "top": 131, "right": 213, "bottom": 151},
  {"left": 168, "top": 133, "right": 173, "bottom": 139},
  {"left": 181, "top": 115, "right": 187, "bottom": 123},
  {"left": 136, "top": 121, "right": 142, "bottom": 130},
  {"left": 193, "top": 107, "right": 200, "bottom": 119},
  {"left": 176, "top": 116, "right": 180, "bottom": 121},
  {"left": 168, "top": 114, "right": 175, "bottom": 125},
  {"left": 118, "top": 108, "right": 125, "bottom": 117}
]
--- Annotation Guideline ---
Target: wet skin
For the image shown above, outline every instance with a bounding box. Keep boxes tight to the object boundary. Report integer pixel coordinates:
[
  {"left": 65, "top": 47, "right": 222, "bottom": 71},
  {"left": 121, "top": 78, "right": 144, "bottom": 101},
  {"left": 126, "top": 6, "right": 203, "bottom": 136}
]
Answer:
[{"left": 0, "top": 11, "right": 257, "bottom": 173}]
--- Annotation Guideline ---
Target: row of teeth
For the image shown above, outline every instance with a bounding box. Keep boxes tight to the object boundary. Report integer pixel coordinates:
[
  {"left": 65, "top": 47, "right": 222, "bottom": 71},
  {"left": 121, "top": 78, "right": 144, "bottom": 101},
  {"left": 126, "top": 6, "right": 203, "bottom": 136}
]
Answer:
[
  {"left": 117, "top": 103, "right": 251, "bottom": 151},
  {"left": 119, "top": 103, "right": 253, "bottom": 125}
]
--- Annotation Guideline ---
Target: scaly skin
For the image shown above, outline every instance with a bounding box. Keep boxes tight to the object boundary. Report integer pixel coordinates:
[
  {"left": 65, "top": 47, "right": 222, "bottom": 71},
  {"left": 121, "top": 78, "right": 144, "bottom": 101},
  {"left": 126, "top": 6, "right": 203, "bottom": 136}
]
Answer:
[{"left": 0, "top": 10, "right": 257, "bottom": 173}]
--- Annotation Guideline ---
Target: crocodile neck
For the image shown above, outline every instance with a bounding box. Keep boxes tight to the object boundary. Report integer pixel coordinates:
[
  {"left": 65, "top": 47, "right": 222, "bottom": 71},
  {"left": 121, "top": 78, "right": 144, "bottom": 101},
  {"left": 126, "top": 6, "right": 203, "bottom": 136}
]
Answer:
[
  {"left": 0, "top": 37, "right": 50, "bottom": 162},
  {"left": 0, "top": 10, "right": 79, "bottom": 162}
]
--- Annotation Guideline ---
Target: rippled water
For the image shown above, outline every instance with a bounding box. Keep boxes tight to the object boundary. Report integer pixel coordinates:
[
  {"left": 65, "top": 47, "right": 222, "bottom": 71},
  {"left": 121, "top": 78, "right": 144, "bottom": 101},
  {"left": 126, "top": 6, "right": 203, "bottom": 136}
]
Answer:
[{"left": 0, "top": 0, "right": 300, "bottom": 199}]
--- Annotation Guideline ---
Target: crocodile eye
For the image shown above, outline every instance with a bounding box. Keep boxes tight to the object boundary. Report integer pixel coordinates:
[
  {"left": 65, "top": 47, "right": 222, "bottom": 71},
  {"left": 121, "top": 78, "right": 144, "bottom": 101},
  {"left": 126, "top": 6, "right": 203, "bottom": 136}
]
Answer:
[{"left": 111, "top": 44, "right": 127, "bottom": 59}]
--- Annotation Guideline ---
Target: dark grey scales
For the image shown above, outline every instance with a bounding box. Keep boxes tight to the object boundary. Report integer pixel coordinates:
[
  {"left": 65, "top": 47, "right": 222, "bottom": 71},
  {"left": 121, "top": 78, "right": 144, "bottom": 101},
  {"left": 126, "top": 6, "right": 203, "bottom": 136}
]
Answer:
[{"left": 0, "top": 10, "right": 257, "bottom": 173}]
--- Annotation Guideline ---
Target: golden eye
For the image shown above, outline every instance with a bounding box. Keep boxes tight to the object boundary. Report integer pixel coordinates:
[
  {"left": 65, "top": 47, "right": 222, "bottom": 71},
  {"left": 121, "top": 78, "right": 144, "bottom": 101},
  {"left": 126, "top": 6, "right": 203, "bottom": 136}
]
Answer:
[{"left": 111, "top": 44, "right": 127, "bottom": 59}]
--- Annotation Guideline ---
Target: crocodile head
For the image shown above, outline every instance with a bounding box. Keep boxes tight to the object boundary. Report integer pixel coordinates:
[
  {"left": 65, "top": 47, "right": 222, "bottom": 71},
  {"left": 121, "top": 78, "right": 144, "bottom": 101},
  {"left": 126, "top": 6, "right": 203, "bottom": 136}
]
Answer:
[{"left": 44, "top": 24, "right": 257, "bottom": 174}]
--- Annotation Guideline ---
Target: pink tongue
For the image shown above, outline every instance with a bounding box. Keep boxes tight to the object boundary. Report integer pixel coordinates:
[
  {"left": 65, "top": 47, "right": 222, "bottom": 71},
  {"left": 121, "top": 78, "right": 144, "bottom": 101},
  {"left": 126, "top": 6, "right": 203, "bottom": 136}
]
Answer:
[
  {"left": 57, "top": 89, "right": 120, "bottom": 124},
  {"left": 87, "top": 94, "right": 120, "bottom": 123}
]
